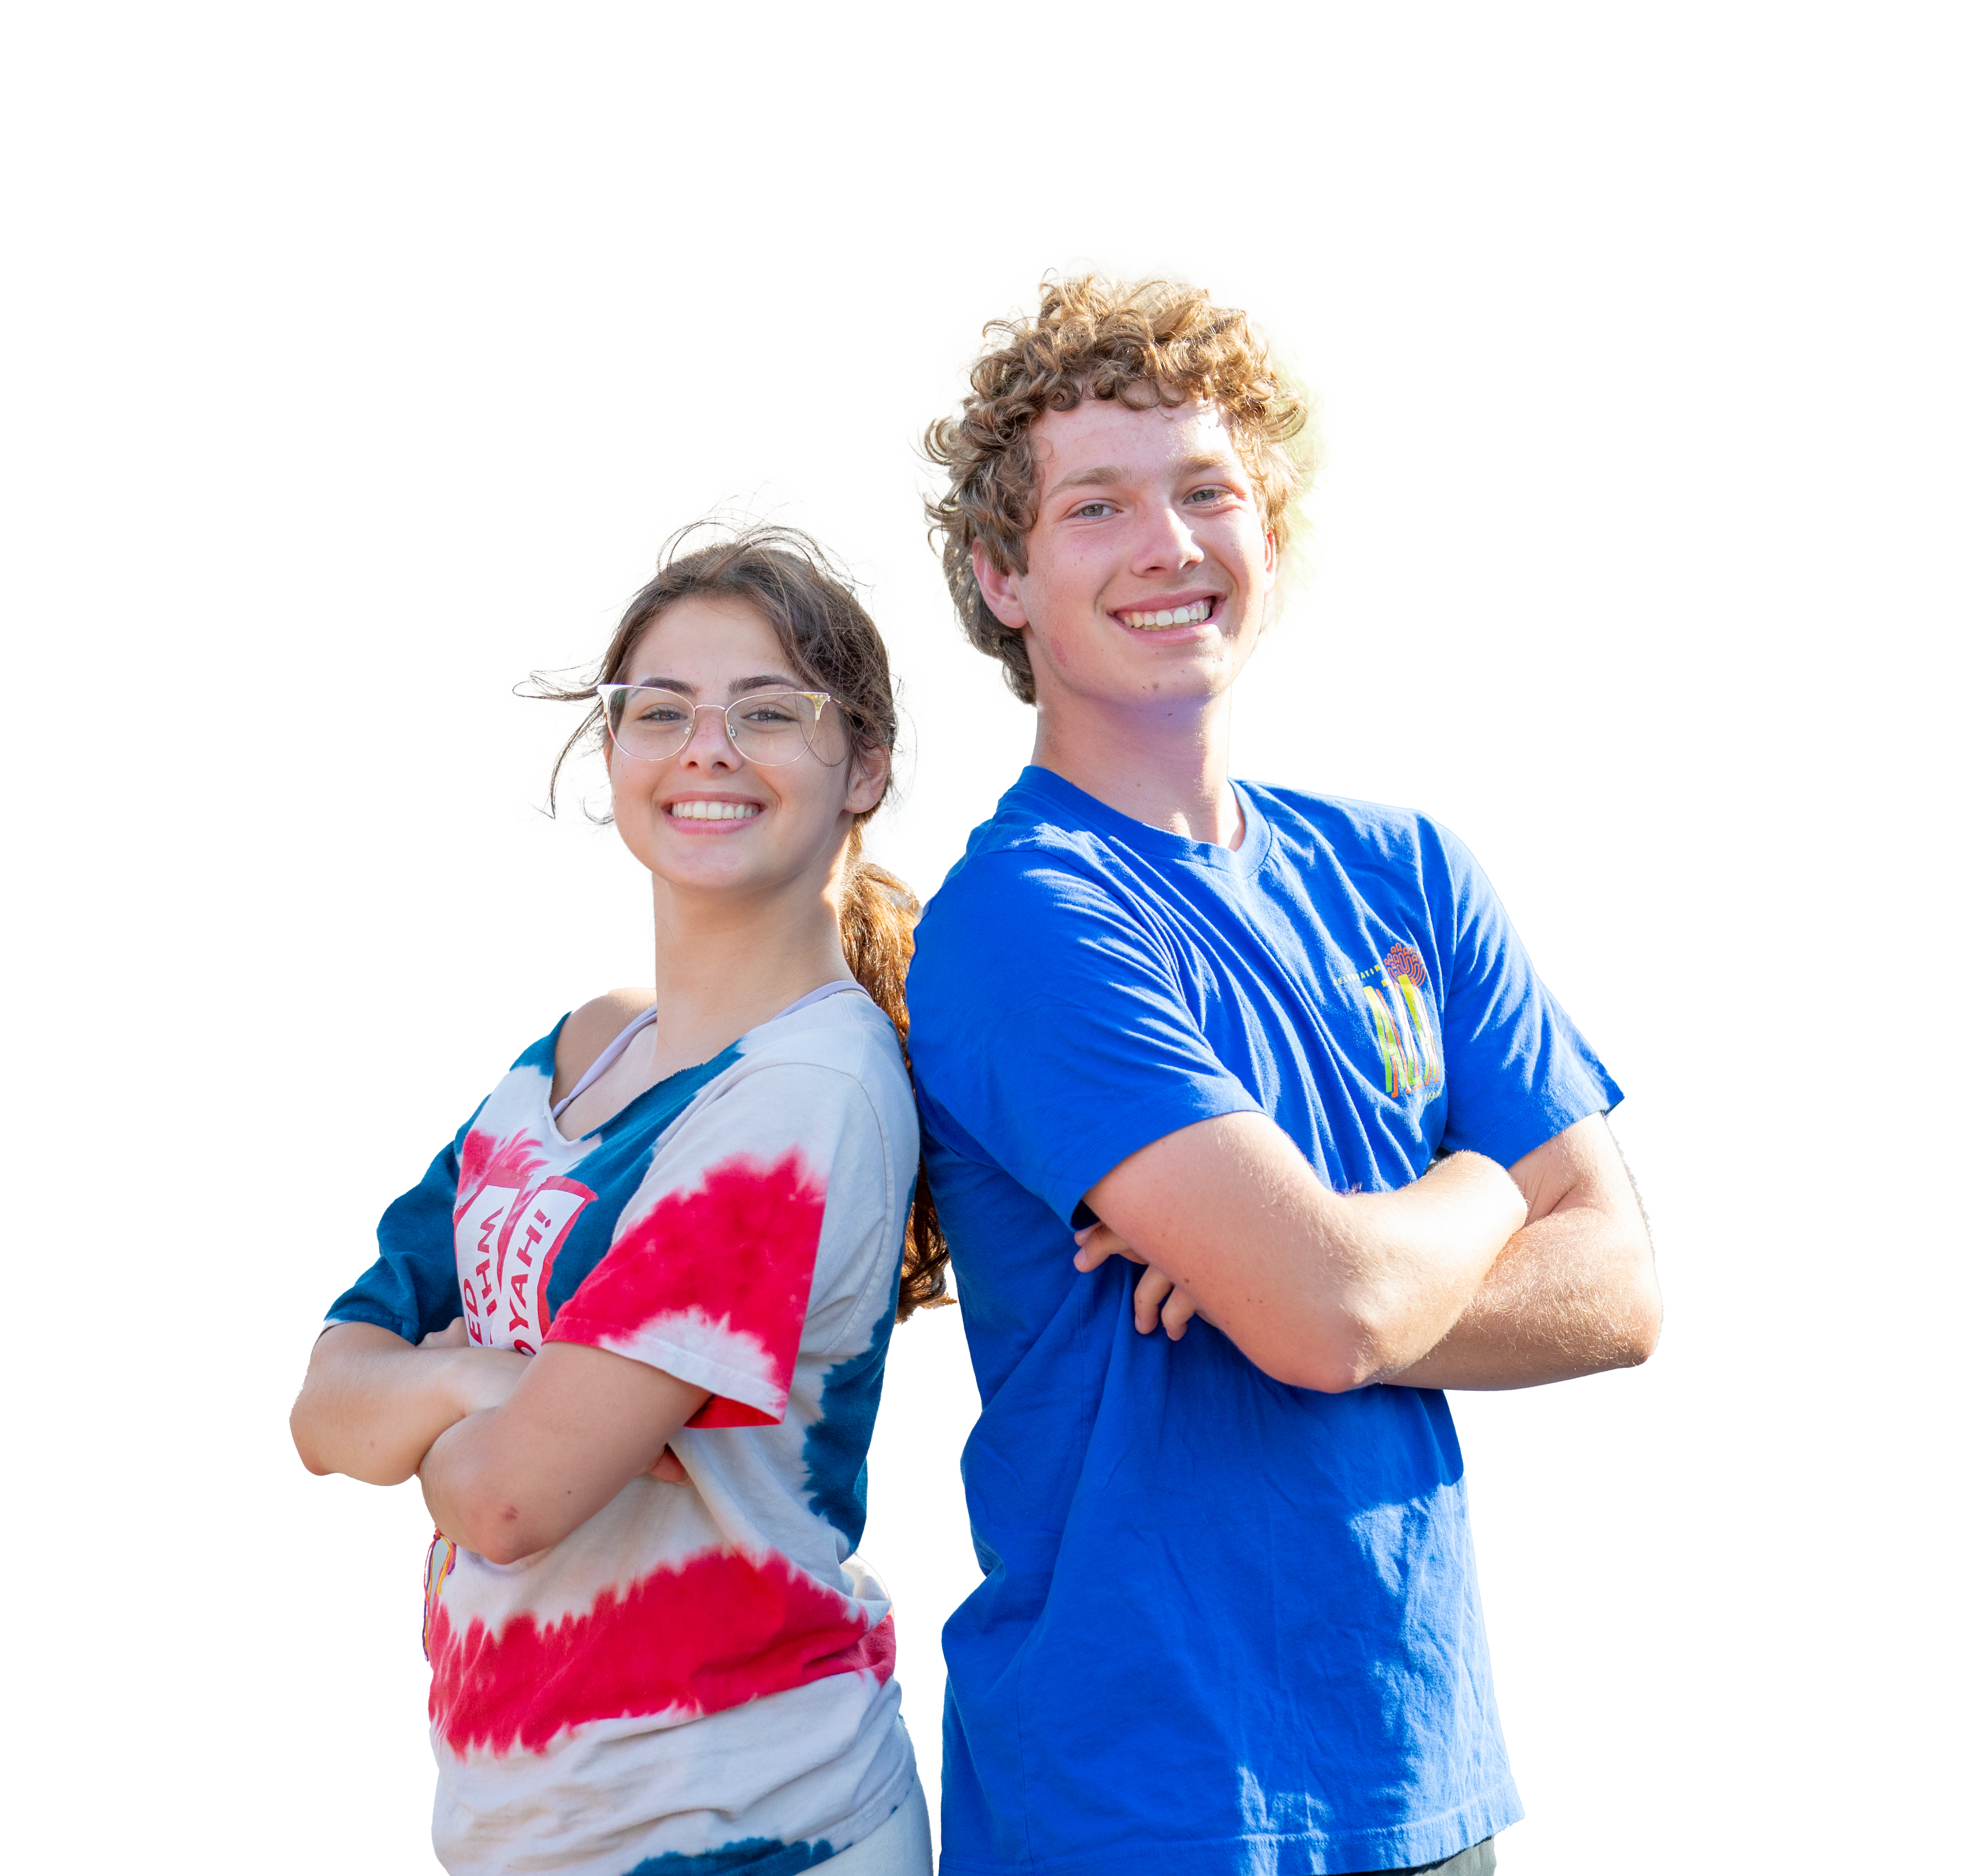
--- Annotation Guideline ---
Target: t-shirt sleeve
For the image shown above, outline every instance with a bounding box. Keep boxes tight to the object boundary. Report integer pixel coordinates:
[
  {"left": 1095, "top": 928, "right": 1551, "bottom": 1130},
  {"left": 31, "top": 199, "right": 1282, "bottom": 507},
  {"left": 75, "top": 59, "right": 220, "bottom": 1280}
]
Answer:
[
  {"left": 907, "top": 854, "right": 1263, "bottom": 1227},
  {"left": 544, "top": 1060, "right": 896, "bottom": 1427},
  {"left": 1424, "top": 818, "right": 1625, "bottom": 1167},
  {"left": 325, "top": 1134, "right": 469, "bottom": 1344}
]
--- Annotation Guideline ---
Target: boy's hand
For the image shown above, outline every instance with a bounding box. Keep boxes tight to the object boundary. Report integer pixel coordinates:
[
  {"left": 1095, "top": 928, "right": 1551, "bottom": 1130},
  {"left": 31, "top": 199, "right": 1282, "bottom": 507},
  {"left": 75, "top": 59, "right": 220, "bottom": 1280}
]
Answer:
[
  {"left": 1072, "top": 1217, "right": 1145, "bottom": 1271},
  {"left": 1129, "top": 1264, "right": 1210, "bottom": 1340},
  {"left": 1075, "top": 1219, "right": 1212, "bottom": 1340}
]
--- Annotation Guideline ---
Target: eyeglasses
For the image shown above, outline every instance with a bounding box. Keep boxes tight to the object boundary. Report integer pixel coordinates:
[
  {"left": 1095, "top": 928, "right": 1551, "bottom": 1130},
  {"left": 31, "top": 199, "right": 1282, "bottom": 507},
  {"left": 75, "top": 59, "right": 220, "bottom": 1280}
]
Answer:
[{"left": 594, "top": 683, "right": 835, "bottom": 767}]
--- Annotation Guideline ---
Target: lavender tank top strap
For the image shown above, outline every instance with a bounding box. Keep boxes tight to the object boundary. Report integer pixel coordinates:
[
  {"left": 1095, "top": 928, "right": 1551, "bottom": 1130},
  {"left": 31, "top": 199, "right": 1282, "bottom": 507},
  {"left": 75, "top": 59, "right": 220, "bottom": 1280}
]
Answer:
[
  {"left": 551, "top": 1005, "right": 659, "bottom": 1121},
  {"left": 549, "top": 980, "right": 866, "bottom": 1122},
  {"left": 773, "top": 978, "right": 867, "bottom": 1020}
]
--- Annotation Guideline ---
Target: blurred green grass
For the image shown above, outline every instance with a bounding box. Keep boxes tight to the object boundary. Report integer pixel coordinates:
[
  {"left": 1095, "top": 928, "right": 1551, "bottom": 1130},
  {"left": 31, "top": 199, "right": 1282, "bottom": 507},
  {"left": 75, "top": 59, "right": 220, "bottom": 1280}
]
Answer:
[{"left": 1232, "top": 271, "right": 1666, "bottom": 1082}]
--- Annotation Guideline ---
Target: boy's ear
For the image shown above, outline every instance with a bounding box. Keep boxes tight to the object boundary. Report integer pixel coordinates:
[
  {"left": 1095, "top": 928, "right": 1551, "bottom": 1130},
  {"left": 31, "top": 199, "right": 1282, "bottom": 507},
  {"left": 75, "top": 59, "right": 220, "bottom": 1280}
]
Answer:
[{"left": 971, "top": 539, "right": 1030, "bottom": 629}]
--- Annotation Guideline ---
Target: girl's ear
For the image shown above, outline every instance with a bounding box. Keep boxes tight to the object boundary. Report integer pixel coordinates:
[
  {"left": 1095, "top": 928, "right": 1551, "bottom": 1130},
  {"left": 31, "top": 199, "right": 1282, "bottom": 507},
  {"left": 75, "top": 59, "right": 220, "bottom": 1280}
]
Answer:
[{"left": 845, "top": 742, "right": 890, "bottom": 817}]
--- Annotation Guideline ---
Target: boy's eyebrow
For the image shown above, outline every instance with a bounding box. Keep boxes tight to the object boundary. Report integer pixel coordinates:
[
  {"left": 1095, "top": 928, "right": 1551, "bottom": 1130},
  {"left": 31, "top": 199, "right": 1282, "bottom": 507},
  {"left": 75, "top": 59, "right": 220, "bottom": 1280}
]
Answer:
[{"left": 1045, "top": 453, "right": 1242, "bottom": 501}]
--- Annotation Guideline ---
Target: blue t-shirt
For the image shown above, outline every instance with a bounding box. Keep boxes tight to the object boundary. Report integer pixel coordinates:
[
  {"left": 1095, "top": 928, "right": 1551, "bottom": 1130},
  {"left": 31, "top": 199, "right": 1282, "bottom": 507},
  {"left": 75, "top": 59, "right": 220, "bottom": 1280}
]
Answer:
[{"left": 906, "top": 767, "right": 1622, "bottom": 1876}]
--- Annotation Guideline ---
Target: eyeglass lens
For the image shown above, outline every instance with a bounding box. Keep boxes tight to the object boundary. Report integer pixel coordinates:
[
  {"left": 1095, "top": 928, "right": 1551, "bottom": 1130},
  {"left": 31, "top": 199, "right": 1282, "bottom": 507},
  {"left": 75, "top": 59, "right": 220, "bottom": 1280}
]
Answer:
[{"left": 603, "top": 688, "right": 825, "bottom": 766}]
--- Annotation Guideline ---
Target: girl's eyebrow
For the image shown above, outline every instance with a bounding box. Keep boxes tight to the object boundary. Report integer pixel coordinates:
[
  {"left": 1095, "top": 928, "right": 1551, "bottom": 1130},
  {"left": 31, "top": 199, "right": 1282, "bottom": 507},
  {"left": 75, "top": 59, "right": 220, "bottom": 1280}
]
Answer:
[{"left": 622, "top": 673, "right": 802, "bottom": 696}]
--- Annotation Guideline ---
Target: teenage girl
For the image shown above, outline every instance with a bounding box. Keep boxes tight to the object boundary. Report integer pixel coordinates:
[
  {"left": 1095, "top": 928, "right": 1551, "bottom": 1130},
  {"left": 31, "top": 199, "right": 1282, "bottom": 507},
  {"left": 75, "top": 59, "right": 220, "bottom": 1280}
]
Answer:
[{"left": 291, "top": 524, "right": 945, "bottom": 1876}]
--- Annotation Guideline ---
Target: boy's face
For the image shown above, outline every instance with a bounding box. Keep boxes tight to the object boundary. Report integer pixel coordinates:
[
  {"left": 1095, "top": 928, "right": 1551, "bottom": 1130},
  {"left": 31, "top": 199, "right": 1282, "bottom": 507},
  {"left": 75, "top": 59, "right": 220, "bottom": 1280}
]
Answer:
[{"left": 972, "top": 395, "right": 1276, "bottom": 716}]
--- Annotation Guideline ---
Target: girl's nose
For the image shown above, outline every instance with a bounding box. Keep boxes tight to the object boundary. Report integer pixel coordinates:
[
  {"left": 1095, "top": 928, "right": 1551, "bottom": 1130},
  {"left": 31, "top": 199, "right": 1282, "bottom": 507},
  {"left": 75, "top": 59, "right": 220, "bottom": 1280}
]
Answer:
[{"left": 679, "top": 705, "right": 742, "bottom": 766}]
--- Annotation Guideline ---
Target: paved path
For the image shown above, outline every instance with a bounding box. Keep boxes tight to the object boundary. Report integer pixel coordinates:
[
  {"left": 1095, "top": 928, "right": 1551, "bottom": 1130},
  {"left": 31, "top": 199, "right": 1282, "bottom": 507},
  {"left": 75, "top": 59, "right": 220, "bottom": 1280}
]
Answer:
[{"left": 286, "top": 806, "right": 1658, "bottom": 1876}]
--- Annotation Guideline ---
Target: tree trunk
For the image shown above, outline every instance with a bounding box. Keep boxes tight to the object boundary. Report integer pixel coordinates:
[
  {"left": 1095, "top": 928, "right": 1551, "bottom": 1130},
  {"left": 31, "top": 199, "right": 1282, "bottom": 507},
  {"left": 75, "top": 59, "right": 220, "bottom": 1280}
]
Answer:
[{"left": 1405, "top": 244, "right": 1634, "bottom": 683}]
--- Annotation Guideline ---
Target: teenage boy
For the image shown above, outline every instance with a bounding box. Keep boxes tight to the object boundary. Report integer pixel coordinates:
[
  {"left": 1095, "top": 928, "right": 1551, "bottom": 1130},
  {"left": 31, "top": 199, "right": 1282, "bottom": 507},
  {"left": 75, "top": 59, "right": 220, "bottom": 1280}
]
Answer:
[{"left": 905, "top": 277, "right": 1661, "bottom": 1876}]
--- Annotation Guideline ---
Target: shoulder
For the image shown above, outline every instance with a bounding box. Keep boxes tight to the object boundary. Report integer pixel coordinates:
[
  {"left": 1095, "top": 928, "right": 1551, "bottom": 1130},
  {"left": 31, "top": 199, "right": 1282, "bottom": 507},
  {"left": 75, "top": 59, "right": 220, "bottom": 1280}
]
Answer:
[
  {"left": 667, "top": 1000, "right": 915, "bottom": 1172},
  {"left": 1243, "top": 783, "right": 1482, "bottom": 887},
  {"left": 917, "top": 814, "right": 1149, "bottom": 956},
  {"left": 552, "top": 986, "right": 656, "bottom": 1095},
  {"left": 1242, "top": 781, "right": 1433, "bottom": 852},
  {"left": 735, "top": 997, "right": 910, "bottom": 1110}
]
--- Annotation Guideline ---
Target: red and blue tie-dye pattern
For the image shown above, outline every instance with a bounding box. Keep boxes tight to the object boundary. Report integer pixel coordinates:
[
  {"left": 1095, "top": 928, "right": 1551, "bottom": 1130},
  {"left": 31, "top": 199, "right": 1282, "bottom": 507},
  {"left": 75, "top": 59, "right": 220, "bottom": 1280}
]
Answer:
[
  {"left": 330, "top": 994, "right": 918, "bottom": 1876},
  {"left": 548, "top": 1148, "right": 827, "bottom": 1425}
]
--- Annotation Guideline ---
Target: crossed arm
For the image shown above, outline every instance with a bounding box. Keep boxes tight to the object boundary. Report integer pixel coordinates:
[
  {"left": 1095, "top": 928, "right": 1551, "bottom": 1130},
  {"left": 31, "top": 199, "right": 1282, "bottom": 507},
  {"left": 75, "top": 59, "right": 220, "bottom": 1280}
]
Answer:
[
  {"left": 291, "top": 1325, "right": 707, "bottom": 1564},
  {"left": 1075, "top": 1111, "right": 1659, "bottom": 1391}
]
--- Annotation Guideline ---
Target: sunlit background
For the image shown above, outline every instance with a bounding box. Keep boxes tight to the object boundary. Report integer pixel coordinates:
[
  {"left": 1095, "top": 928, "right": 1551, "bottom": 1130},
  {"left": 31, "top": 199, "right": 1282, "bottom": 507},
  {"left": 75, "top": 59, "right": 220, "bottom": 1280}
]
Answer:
[{"left": 292, "top": 250, "right": 1666, "bottom": 1876}]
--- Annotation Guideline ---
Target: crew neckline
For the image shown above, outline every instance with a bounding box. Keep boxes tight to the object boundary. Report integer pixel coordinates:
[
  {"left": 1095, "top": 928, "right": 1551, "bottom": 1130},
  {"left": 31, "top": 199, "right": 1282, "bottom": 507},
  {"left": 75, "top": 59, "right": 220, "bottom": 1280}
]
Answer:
[{"left": 1010, "top": 765, "right": 1274, "bottom": 879}]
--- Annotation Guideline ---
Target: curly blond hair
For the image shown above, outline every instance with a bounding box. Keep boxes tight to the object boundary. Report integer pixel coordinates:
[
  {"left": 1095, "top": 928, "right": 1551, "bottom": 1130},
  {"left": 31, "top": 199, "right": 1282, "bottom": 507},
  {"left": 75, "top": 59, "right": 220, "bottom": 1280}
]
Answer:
[{"left": 923, "top": 275, "right": 1315, "bottom": 703}]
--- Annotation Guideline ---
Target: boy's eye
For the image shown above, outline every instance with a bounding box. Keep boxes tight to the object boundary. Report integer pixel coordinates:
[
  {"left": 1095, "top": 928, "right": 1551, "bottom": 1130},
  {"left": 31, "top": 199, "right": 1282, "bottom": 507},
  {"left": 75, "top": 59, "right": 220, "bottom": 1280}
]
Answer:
[
  {"left": 1185, "top": 484, "right": 1231, "bottom": 503},
  {"left": 1071, "top": 500, "right": 1113, "bottom": 519}
]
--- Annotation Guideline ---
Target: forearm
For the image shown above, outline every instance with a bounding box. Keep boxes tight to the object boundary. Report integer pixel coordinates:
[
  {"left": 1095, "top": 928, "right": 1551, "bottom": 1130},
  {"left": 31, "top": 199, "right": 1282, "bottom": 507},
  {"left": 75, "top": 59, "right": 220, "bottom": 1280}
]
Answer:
[
  {"left": 419, "top": 1343, "right": 708, "bottom": 1564},
  {"left": 1273, "top": 1154, "right": 1530, "bottom": 1388},
  {"left": 291, "top": 1323, "right": 493, "bottom": 1486},
  {"left": 1087, "top": 1117, "right": 1527, "bottom": 1393},
  {"left": 1386, "top": 1196, "right": 1661, "bottom": 1390}
]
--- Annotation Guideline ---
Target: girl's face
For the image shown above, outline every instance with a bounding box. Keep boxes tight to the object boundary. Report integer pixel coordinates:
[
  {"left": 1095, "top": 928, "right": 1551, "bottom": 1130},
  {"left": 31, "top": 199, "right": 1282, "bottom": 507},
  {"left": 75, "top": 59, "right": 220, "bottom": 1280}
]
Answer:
[{"left": 606, "top": 595, "right": 888, "bottom": 902}]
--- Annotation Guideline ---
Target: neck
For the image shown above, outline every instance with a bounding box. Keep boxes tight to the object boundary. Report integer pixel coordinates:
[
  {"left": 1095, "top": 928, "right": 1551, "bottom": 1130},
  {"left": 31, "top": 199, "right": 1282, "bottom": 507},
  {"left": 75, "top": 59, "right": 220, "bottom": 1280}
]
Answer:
[
  {"left": 646, "top": 871, "right": 850, "bottom": 1072},
  {"left": 1028, "top": 685, "right": 1244, "bottom": 847}
]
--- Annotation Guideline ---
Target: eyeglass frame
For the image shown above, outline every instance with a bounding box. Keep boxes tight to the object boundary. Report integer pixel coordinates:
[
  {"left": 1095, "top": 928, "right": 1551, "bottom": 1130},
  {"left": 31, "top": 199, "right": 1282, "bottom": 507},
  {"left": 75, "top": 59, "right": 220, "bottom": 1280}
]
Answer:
[{"left": 592, "top": 682, "right": 840, "bottom": 768}]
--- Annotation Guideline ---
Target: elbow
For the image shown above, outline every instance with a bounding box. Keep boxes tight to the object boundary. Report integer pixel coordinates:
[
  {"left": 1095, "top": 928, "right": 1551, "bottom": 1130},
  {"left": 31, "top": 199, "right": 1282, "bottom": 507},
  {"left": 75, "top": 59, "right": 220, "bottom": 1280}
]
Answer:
[
  {"left": 1614, "top": 1276, "right": 1664, "bottom": 1370},
  {"left": 1250, "top": 1314, "right": 1389, "bottom": 1395},
  {"left": 435, "top": 1465, "right": 545, "bottom": 1566},
  {"left": 1603, "top": 1230, "right": 1663, "bottom": 1370},
  {"left": 466, "top": 1526, "right": 536, "bottom": 1569},
  {"left": 1279, "top": 1355, "right": 1381, "bottom": 1395},
  {"left": 289, "top": 1397, "right": 332, "bottom": 1477}
]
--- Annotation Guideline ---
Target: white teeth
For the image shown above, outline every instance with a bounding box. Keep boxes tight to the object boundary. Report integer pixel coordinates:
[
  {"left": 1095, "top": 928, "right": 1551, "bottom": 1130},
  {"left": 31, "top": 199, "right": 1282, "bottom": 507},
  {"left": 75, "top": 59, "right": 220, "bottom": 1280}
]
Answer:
[
  {"left": 669, "top": 801, "right": 761, "bottom": 820},
  {"left": 1119, "top": 599, "right": 1213, "bottom": 630}
]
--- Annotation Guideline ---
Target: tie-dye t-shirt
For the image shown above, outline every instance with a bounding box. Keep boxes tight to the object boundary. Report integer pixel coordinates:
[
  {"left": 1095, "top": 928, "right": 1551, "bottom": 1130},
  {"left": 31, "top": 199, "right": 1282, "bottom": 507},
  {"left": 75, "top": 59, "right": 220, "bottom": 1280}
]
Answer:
[{"left": 325, "top": 988, "right": 919, "bottom": 1876}]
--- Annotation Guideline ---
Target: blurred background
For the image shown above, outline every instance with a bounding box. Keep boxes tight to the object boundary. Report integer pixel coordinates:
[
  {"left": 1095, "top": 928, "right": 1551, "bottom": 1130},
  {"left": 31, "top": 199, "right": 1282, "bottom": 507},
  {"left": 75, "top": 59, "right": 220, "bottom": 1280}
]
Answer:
[{"left": 286, "top": 250, "right": 1658, "bottom": 1876}]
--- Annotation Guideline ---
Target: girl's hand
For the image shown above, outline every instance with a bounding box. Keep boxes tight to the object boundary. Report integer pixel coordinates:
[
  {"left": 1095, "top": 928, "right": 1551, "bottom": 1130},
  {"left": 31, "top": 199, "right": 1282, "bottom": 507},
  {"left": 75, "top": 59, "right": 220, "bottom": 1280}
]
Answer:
[{"left": 417, "top": 1319, "right": 529, "bottom": 1415}]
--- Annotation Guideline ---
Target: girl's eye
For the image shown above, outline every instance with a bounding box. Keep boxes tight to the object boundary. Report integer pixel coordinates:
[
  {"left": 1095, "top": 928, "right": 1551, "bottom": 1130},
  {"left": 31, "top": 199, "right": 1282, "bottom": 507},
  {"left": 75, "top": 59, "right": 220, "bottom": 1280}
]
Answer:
[
  {"left": 739, "top": 702, "right": 800, "bottom": 726},
  {"left": 634, "top": 698, "right": 690, "bottom": 724}
]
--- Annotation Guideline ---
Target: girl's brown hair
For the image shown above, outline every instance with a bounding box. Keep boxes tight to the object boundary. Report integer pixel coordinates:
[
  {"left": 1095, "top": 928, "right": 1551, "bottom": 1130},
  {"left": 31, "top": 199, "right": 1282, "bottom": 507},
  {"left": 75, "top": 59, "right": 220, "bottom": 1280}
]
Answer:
[{"left": 531, "top": 521, "right": 950, "bottom": 1321}]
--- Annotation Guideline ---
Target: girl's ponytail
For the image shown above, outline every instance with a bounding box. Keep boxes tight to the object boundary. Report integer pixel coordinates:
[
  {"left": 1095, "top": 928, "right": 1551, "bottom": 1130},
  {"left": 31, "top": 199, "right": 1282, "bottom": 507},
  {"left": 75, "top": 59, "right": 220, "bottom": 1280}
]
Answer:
[{"left": 838, "top": 831, "right": 951, "bottom": 1322}]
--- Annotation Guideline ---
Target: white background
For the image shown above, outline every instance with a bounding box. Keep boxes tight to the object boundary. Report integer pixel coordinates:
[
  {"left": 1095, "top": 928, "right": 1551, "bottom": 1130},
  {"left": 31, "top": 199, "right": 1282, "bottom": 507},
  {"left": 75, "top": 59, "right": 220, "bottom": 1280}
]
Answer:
[{"left": 8, "top": 7, "right": 1966, "bottom": 1872}]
